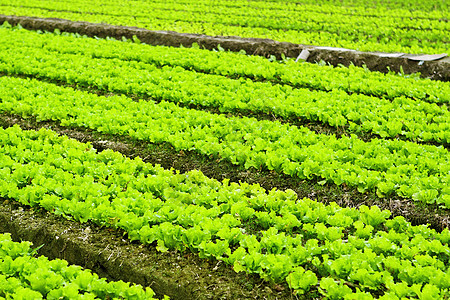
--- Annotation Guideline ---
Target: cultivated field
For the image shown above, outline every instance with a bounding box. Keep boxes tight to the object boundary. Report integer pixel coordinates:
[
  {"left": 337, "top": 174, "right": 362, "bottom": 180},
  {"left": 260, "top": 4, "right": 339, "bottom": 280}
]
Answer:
[
  {"left": 0, "top": 0, "right": 449, "bottom": 299},
  {"left": 0, "top": 0, "right": 449, "bottom": 53}
]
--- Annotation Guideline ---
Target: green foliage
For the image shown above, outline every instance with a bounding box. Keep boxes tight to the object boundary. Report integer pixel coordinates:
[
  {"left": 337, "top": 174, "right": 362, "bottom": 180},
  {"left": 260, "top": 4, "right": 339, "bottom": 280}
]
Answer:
[
  {"left": 0, "top": 0, "right": 448, "bottom": 53},
  {"left": 286, "top": 267, "right": 318, "bottom": 294},
  {"left": 0, "top": 233, "right": 160, "bottom": 299},
  {"left": 319, "top": 277, "right": 353, "bottom": 299},
  {"left": 0, "top": 126, "right": 449, "bottom": 298},
  {"left": 0, "top": 13, "right": 448, "bottom": 299},
  {"left": 0, "top": 26, "right": 448, "bottom": 146},
  {"left": 0, "top": 74, "right": 447, "bottom": 207}
]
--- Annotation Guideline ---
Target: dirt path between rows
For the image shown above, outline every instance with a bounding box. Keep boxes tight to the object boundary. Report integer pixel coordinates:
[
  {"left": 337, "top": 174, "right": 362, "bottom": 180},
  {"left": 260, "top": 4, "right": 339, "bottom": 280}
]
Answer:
[{"left": 1, "top": 14, "right": 449, "bottom": 81}]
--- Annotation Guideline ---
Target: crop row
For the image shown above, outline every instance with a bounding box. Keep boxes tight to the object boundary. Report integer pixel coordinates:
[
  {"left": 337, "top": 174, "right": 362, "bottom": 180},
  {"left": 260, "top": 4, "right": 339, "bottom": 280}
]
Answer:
[
  {"left": 0, "top": 2, "right": 448, "bottom": 54},
  {"left": 83, "top": 1, "right": 446, "bottom": 31},
  {"left": 0, "top": 75, "right": 448, "bottom": 208},
  {"left": 3, "top": 24, "right": 448, "bottom": 105},
  {"left": 237, "top": 0, "right": 448, "bottom": 12},
  {"left": 0, "top": 29, "right": 449, "bottom": 146},
  {"left": 0, "top": 125, "right": 449, "bottom": 299},
  {"left": 0, "top": 233, "right": 161, "bottom": 299},
  {"left": 95, "top": 0, "right": 447, "bottom": 19},
  {"left": 3, "top": 0, "right": 448, "bottom": 40}
]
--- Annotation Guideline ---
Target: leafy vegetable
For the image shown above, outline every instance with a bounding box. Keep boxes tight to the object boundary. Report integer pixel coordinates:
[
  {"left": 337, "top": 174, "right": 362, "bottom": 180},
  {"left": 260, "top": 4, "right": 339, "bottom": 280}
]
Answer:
[
  {"left": 0, "top": 0, "right": 448, "bottom": 54},
  {"left": 0, "top": 233, "right": 162, "bottom": 299},
  {"left": 0, "top": 126, "right": 449, "bottom": 298}
]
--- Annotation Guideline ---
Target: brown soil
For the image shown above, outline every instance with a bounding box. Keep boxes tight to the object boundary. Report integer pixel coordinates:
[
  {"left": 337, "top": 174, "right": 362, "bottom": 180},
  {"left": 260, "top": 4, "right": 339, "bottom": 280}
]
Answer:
[{"left": 0, "top": 15, "right": 448, "bottom": 81}]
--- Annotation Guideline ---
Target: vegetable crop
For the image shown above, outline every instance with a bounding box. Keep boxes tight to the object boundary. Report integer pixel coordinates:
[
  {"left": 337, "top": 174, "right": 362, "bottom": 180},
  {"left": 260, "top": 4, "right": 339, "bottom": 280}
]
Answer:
[
  {"left": 0, "top": 0, "right": 448, "bottom": 53},
  {"left": 0, "top": 125, "right": 449, "bottom": 298},
  {"left": 0, "top": 26, "right": 449, "bottom": 145},
  {"left": 0, "top": 76, "right": 448, "bottom": 208},
  {"left": 0, "top": 233, "right": 162, "bottom": 299}
]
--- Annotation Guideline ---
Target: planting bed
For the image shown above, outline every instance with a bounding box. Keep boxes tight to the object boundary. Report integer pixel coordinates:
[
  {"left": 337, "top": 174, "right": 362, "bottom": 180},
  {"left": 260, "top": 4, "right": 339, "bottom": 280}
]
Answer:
[
  {"left": 0, "top": 115, "right": 448, "bottom": 232},
  {"left": 0, "top": 199, "right": 291, "bottom": 299},
  {"left": 1, "top": 0, "right": 448, "bottom": 54},
  {"left": 2, "top": 115, "right": 450, "bottom": 299},
  {"left": 0, "top": 0, "right": 449, "bottom": 299}
]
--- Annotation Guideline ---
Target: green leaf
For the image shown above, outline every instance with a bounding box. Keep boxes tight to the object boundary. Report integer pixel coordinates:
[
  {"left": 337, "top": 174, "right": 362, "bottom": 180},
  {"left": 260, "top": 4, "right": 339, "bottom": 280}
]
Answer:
[{"left": 286, "top": 267, "right": 318, "bottom": 294}]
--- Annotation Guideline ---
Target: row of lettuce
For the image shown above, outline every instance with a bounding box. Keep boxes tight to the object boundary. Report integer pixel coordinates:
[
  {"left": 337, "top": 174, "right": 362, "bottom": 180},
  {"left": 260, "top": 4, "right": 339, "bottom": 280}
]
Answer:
[
  {"left": 3, "top": 0, "right": 448, "bottom": 33},
  {"left": 232, "top": 0, "right": 447, "bottom": 11},
  {"left": 0, "top": 233, "right": 163, "bottom": 299},
  {"left": 0, "top": 26, "right": 449, "bottom": 147},
  {"left": 0, "top": 75, "right": 448, "bottom": 208},
  {"left": 0, "top": 5, "right": 448, "bottom": 300},
  {"left": 0, "top": 125, "right": 449, "bottom": 299},
  {"left": 0, "top": 0, "right": 448, "bottom": 54},
  {"left": 2, "top": 24, "right": 448, "bottom": 104}
]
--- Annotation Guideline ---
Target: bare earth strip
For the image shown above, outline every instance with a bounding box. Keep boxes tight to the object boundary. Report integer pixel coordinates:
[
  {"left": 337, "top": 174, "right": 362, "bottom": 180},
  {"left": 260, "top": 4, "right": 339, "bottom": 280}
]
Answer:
[{"left": 0, "top": 14, "right": 449, "bottom": 81}]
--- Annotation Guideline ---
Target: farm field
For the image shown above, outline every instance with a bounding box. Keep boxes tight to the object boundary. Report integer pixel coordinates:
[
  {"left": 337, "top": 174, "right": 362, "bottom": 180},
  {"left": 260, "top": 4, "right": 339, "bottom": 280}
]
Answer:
[
  {"left": 0, "top": 0, "right": 449, "bottom": 53},
  {"left": 0, "top": 0, "right": 449, "bottom": 299}
]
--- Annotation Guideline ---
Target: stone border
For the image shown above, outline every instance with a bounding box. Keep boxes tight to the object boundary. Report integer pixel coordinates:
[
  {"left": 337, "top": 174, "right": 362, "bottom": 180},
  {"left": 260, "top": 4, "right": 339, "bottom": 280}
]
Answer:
[{"left": 1, "top": 14, "right": 448, "bottom": 81}]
